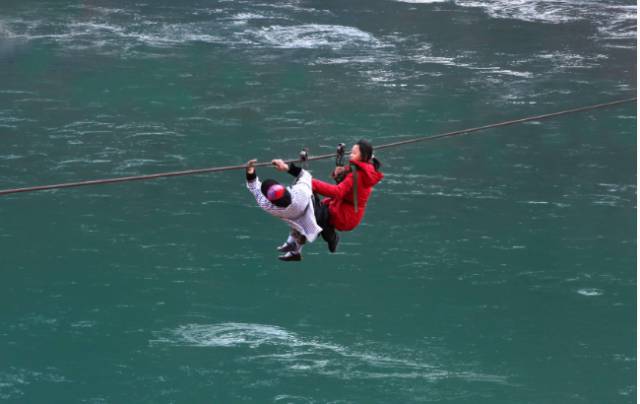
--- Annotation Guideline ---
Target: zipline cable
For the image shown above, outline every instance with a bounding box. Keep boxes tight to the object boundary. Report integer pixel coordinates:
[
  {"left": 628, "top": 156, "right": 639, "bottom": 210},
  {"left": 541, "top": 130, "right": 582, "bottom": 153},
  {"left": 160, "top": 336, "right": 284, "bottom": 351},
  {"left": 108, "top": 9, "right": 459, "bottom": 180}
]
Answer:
[
  {"left": 374, "top": 97, "right": 637, "bottom": 151},
  {"left": 0, "top": 96, "right": 635, "bottom": 197}
]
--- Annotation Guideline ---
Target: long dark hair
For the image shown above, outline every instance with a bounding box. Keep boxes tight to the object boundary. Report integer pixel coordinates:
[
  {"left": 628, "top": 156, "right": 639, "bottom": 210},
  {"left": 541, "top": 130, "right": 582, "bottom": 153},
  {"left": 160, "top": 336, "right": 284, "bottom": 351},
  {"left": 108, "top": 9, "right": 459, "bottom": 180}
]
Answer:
[{"left": 357, "top": 139, "right": 381, "bottom": 171}]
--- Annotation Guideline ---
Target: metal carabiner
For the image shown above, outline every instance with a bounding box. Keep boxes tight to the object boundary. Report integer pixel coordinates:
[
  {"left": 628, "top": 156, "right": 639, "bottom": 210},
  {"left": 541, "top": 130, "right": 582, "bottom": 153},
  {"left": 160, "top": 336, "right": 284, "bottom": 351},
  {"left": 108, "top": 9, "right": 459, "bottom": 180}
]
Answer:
[
  {"left": 335, "top": 143, "right": 346, "bottom": 167},
  {"left": 299, "top": 148, "right": 309, "bottom": 169}
]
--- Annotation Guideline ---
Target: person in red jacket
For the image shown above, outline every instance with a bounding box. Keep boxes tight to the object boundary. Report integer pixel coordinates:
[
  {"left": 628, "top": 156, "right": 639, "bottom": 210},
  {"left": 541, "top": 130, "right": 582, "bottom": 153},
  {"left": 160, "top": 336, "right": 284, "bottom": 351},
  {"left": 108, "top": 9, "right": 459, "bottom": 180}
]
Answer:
[{"left": 312, "top": 139, "right": 384, "bottom": 252}]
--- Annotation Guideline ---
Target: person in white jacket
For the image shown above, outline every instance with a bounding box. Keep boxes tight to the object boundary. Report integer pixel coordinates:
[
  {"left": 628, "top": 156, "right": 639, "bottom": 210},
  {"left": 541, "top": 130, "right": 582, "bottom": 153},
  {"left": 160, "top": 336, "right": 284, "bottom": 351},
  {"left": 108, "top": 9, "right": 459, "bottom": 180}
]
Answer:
[{"left": 246, "top": 158, "right": 322, "bottom": 261}]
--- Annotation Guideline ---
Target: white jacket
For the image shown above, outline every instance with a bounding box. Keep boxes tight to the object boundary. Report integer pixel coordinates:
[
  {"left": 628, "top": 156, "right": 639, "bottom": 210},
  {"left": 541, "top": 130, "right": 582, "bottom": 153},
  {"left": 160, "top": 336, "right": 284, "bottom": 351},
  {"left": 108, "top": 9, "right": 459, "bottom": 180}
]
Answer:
[{"left": 247, "top": 169, "right": 322, "bottom": 242}]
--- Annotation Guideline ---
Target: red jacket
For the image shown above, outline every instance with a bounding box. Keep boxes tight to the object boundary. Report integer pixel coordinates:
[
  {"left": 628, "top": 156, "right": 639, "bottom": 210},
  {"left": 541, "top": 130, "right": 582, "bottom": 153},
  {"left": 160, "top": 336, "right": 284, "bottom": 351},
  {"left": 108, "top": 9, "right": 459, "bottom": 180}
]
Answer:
[{"left": 312, "top": 159, "right": 383, "bottom": 231}]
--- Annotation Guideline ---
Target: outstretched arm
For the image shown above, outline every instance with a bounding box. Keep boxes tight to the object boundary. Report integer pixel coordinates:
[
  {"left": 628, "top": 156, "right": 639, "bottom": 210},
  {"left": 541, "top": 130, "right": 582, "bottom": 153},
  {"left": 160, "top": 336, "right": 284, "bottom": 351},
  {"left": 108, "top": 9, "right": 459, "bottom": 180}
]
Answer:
[
  {"left": 271, "top": 159, "right": 312, "bottom": 194},
  {"left": 245, "top": 159, "right": 269, "bottom": 206},
  {"left": 246, "top": 159, "right": 257, "bottom": 182},
  {"left": 271, "top": 159, "right": 303, "bottom": 178},
  {"left": 312, "top": 174, "right": 353, "bottom": 200}
]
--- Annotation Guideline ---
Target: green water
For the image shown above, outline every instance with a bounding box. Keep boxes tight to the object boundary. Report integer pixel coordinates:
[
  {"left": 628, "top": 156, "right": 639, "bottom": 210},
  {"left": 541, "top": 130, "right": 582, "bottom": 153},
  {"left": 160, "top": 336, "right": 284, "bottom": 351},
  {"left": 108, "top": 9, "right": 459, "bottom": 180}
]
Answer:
[{"left": 0, "top": 1, "right": 636, "bottom": 402}]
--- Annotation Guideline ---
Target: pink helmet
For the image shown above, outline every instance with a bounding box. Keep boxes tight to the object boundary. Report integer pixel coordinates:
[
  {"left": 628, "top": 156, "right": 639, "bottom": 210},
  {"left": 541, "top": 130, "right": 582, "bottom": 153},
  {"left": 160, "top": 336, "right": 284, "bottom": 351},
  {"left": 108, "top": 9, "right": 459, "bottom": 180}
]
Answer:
[{"left": 266, "top": 184, "right": 286, "bottom": 201}]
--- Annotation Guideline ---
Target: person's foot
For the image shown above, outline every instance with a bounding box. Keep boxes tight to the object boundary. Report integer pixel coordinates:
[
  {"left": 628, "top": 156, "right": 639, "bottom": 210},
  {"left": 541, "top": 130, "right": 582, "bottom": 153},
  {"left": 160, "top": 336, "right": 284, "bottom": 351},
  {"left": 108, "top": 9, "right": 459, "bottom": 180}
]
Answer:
[
  {"left": 328, "top": 233, "right": 339, "bottom": 253},
  {"left": 278, "top": 252, "right": 302, "bottom": 262},
  {"left": 277, "top": 242, "right": 297, "bottom": 253}
]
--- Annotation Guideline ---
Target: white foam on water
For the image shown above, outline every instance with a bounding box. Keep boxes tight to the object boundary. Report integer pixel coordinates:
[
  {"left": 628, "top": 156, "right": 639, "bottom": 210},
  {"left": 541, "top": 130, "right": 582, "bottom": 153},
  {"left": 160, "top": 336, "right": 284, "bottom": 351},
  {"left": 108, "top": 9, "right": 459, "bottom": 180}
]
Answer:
[
  {"left": 3, "top": 12, "right": 384, "bottom": 52},
  {"left": 469, "top": 66, "right": 533, "bottom": 78},
  {"left": 0, "top": 368, "right": 68, "bottom": 400},
  {"left": 394, "top": 0, "right": 449, "bottom": 3},
  {"left": 311, "top": 55, "right": 382, "bottom": 65},
  {"left": 594, "top": 4, "right": 637, "bottom": 41},
  {"left": 132, "top": 25, "right": 225, "bottom": 46},
  {"left": 64, "top": 22, "right": 224, "bottom": 48},
  {"left": 0, "top": 116, "right": 35, "bottom": 124},
  {"left": 151, "top": 322, "right": 335, "bottom": 349},
  {"left": 0, "top": 371, "right": 27, "bottom": 400},
  {"left": 597, "top": 183, "right": 636, "bottom": 193},
  {"left": 403, "top": 53, "right": 533, "bottom": 78},
  {"left": 0, "top": 21, "right": 15, "bottom": 38},
  {"left": 577, "top": 288, "right": 604, "bottom": 296},
  {"left": 273, "top": 395, "right": 313, "bottom": 403},
  {"left": 66, "top": 5, "right": 129, "bottom": 16},
  {"left": 191, "top": 8, "right": 227, "bottom": 17},
  {"left": 313, "top": 47, "right": 534, "bottom": 86},
  {"left": 70, "top": 320, "right": 97, "bottom": 328},
  {"left": 116, "top": 159, "right": 161, "bottom": 170},
  {"left": 230, "top": 12, "right": 279, "bottom": 24},
  {"left": 69, "top": 22, "right": 127, "bottom": 36},
  {"left": 245, "top": 24, "right": 382, "bottom": 49},
  {"left": 410, "top": 55, "right": 458, "bottom": 66},
  {"left": 127, "top": 131, "right": 179, "bottom": 138},
  {"left": 56, "top": 158, "right": 111, "bottom": 167},
  {"left": 452, "top": 0, "right": 636, "bottom": 44},
  {"left": 0, "top": 154, "right": 23, "bottom": 161},
  {"left": 455, "top": 0, "right": 580, "bottom": 23},
  {"left": 256, "top": 1, "right": 334, "bottom": 15},
  {"left": 536, "top": 51, "right": 609, "bottom": 69},
  {"left": 2, "top": 17, "right": 227, "bottom": 49},
  {"left": 151, "top": 322, "right": 508, "bottom": 383},
  {"left": 0, "top": 90, "right": 35, "bottom": 95}
]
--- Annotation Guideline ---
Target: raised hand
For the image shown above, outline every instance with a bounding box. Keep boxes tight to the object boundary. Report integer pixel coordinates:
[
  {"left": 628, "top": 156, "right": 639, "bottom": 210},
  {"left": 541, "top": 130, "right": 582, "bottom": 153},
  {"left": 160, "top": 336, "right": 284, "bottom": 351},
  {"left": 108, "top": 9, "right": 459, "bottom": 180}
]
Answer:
[
  {"left": 271, "top": 159, "right": 289, "bottom": 172},
  {"left": 246, "top": 159, "right": 257, "bottom": 175}
]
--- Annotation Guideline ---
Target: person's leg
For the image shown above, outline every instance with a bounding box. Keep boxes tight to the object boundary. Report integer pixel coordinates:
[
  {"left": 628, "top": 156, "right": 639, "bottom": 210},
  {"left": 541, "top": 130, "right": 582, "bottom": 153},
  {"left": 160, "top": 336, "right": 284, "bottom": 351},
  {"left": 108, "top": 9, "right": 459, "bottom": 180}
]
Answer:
[
  {"left": 313, "top": 195, "right": 329, "bottom": 240},
  {"left": 277, "top": 233, "right": 297, "bottom": 253},
  {"left": 313, "top": 194, "right": 339, "bottom": 252},
  {"left": 278, "top": 229, "right": 305, "bottom": 261},
  {"left": 291, "top": 230, "right": 306, "bottom": 254},
  {"left": 323, "top": 223, "right": 339, "bottom": 253}
]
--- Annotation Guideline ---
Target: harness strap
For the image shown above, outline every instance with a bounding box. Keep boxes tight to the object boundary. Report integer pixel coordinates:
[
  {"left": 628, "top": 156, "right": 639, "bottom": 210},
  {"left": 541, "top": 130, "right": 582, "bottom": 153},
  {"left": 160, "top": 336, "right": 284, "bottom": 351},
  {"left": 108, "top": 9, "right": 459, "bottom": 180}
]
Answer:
[{"left": 351, "top": 162, "right": 358, "bottom": 213}]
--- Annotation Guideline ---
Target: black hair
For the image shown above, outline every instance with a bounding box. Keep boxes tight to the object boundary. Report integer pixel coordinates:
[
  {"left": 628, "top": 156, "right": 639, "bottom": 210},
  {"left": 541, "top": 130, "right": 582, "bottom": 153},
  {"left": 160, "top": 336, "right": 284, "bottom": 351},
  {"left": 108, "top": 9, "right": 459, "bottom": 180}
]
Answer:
[
  {"left": 261, "top": 179, "right": 278, "bottom": 197},
  {"left": 260, "top": 179, "right": 291, "bottom": 207},
  {"left": 356, "top": 139, "right": 382, "bottom": 171}
]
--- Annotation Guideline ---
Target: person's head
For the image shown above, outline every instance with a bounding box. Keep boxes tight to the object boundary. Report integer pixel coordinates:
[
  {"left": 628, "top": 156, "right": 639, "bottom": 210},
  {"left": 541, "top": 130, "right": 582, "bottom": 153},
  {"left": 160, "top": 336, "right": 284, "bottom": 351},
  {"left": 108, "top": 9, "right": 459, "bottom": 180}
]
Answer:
[
  {"left": 351, "top": 139, "right": 381, "bottom": 170},
  {"left": 261, "top": 179, "right": 291, "bottom": 207}
]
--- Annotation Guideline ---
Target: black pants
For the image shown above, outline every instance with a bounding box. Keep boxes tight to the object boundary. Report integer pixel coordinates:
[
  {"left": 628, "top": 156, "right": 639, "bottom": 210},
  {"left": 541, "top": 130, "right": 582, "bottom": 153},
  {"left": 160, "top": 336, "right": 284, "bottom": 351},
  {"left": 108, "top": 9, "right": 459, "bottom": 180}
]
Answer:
[{"left": 313, "top": 194, "right": 337, "bottom": 244}]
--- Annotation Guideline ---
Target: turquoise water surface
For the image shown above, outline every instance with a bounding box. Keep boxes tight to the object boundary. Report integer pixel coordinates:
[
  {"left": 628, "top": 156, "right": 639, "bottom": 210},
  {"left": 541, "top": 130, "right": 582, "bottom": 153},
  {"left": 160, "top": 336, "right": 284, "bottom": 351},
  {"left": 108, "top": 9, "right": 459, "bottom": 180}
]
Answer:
[{"left": 0, "top": 0, "right": 636, "bottom": 402}]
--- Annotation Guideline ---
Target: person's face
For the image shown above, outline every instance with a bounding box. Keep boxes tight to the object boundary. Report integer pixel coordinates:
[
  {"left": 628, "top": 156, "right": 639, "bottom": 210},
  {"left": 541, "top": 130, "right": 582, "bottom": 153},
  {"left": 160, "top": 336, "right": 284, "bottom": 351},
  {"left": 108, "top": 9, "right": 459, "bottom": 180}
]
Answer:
[{"left": 350, "top": 144, "right": 362, "bottom": 162}]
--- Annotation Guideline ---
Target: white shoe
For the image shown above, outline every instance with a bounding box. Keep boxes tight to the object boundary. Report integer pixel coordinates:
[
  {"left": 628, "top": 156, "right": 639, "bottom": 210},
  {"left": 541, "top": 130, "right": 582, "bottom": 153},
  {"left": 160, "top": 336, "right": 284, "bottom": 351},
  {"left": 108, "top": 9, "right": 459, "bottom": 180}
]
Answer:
[
  {"left": 278, "top": 252, "right": 302, "bottom": 262},
  {"left": 277, "top": 242, "right": 297, "bottom": 253}
]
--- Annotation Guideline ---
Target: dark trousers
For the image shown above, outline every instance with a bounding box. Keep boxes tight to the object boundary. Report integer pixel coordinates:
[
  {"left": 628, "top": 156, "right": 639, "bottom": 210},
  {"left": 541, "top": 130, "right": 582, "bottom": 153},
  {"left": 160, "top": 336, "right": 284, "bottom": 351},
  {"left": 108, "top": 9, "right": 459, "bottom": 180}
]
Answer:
[{"left": 313, "top": 194, "right": 337, "bottom": 244}]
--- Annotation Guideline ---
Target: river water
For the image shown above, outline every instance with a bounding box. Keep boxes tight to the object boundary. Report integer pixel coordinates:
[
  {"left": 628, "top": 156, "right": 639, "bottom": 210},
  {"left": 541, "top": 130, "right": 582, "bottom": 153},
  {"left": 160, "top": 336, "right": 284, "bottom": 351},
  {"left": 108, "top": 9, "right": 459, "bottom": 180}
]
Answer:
[{"left": 0, "top": 0, "right": 636, "bottom": 402}]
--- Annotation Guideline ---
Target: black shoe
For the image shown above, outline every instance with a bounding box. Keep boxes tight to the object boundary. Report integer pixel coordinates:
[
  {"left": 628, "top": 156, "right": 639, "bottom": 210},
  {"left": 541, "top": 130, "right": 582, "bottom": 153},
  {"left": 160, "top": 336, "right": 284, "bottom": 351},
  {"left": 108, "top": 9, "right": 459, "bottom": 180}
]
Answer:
[
  {"left": 278, "top": 252, "right": 302, "bottom": 262},
  {"left": 277, "top": 242, "right": 297, "bottom": 253},
  {"left": 328, "top": 233, "right": 339, "bottom": 253}
]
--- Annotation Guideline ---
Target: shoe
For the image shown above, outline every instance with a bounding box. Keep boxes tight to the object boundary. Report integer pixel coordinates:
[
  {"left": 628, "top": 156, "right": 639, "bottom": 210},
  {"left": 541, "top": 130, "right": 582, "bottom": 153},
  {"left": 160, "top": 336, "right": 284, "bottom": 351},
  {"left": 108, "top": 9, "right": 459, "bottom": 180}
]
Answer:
[
  {"left": 328, "top": 233, "right": 339, "bottom": 253},
  {"left": 278, "top": 252, "right": 302, "bottom": 262},
  {"left": 277, "top": 242, "right": 297, "bottom": 253}
]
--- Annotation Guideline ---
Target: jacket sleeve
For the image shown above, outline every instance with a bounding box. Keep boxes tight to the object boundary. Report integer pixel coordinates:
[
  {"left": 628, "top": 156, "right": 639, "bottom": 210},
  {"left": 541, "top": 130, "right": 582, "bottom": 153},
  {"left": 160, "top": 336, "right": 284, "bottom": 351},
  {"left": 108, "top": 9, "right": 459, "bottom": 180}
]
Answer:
[
  {"left": 312, "top": 173, "right": 353, "bottom": 200},
  {"left": 247, "top": 176, "right": 270, "bottom": 207},
  {"left": 294, "top": 169, "right": 313, "bottom": 196},
  {"left": 287, "top": 163, "right": 302, "bottom": 178}
]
